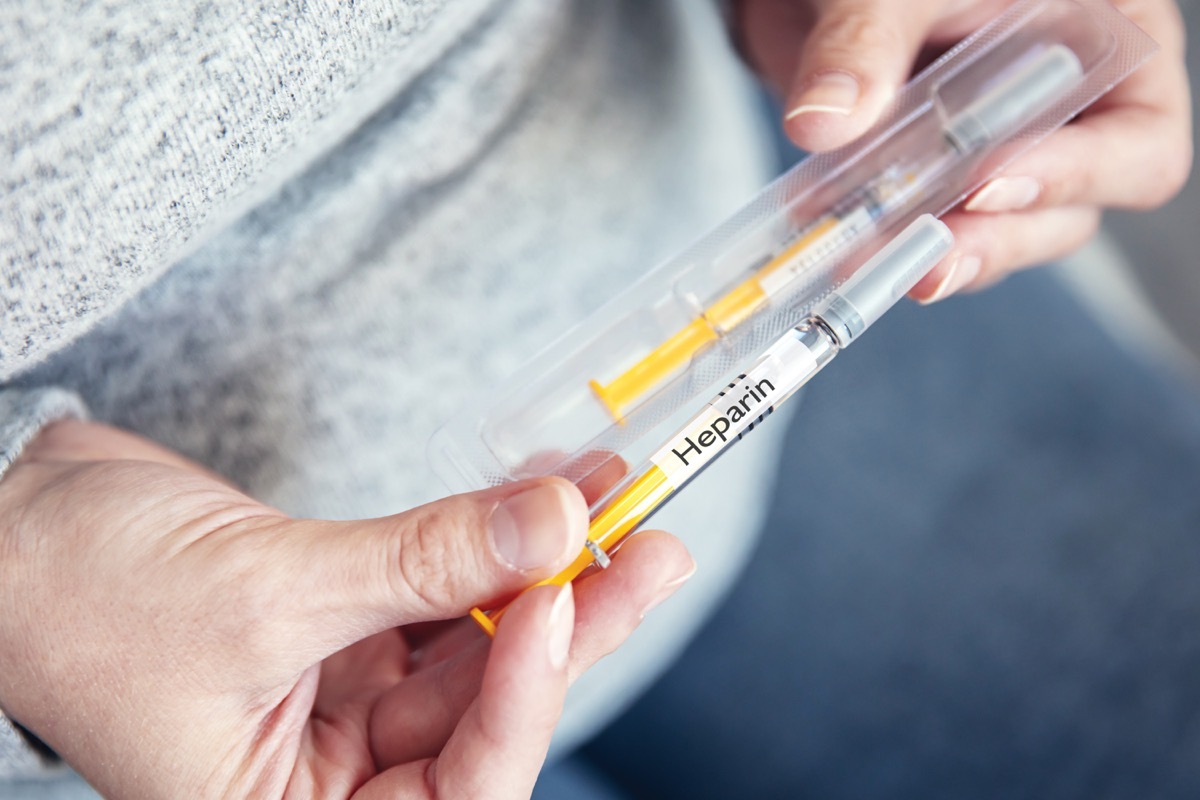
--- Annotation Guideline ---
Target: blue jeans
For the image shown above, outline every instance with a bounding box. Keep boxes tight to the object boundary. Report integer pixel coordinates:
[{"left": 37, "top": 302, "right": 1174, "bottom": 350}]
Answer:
[{"left": 538, "top": 268, "right": 1200, "bottom": 798}]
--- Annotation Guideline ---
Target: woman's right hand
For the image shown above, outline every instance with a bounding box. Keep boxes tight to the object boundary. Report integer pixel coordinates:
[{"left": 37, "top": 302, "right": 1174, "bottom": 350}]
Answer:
[{"left": 0, "top": 419, "right": 695, "bottom": 798}]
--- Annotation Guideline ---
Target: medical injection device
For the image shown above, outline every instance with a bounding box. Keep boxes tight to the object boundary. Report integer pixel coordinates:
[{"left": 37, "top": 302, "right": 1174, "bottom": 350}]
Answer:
[
  {"left": 471, "top": 216, "right": 954, "bottom": 633},
  {"left": 428, "top": 0, "right": 1158, "bottom": 634},
  {"left": 589, "top": 44, "right": 1083, "bottom": 421}
]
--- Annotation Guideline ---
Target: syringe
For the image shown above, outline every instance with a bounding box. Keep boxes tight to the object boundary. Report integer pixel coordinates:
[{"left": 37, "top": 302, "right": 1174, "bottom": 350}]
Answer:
[
  {"left": 472, "top": 214, "right": 955, "bottom": 634},
  {"left": 588, "top": 44, "right": 1083, "bottom": 421}
]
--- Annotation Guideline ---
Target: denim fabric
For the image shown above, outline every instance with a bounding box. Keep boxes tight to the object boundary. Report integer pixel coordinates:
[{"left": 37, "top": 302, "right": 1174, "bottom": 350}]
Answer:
[{"left": 568, "top": 268, "right": 1200, "bottom": 799}]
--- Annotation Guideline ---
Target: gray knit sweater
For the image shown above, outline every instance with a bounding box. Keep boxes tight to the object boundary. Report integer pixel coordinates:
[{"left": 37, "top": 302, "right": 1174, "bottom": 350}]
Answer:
[{"left": 1, "top": 0, "right": 781, "bottom": 791}]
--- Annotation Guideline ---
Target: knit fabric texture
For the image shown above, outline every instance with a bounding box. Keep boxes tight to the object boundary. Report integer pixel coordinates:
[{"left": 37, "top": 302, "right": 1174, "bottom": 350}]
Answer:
[{"left": 1, "top": 0, "right": 779, "bottom": 789}]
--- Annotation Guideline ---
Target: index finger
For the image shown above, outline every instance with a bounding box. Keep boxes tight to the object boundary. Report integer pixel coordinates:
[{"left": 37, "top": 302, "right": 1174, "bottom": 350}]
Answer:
[
  {"left": 356, "top": 584, "right": 573, "bottom": 800},
  {"left": 783, "top": 0, "right": 953, "bottom": 151}
]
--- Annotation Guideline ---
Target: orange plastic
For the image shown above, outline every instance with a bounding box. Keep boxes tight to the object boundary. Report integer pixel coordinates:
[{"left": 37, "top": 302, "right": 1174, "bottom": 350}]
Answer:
[
  {"left": 589, "top": 215, "right": 840, "bottom": 418},
  {"left": 471, "top": 464, "right": 673, "bottom": 635}
]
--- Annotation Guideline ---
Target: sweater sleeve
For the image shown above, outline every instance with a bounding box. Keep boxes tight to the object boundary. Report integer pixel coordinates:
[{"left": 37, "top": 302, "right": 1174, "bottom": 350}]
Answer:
[
  {"left": 0, "top": 715, "right": 61, "bottom": 780},
  {"left": 0, "top": 0, "right": 494, "bottom": 381},
  {"left": 0, "top": 388, "right": 87, "bottom": 478},
  {"left": 0, "top": 387, "right": 87, "bottom": 779}
]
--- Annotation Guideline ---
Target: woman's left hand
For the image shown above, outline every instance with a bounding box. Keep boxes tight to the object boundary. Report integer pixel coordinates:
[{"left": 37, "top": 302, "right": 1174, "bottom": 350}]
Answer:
[{"left": 732, "top": 0, "right": 1193, "bottom": 302}]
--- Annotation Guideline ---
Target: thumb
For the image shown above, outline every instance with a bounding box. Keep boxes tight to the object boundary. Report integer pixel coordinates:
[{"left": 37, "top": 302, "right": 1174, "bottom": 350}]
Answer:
[
  {"left": 782, "top": 0, "right": 949, "bottom": 151},
  {"left": 279, "top": 478, "right": 588, "bottom": 651}
]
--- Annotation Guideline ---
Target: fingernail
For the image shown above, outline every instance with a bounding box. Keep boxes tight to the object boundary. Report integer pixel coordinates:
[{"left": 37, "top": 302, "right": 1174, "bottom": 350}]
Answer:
[
  {"left": 920, "top": 253, "right": 982, "bottom": 305},
  {"left": 641, "top": 559, "right": 697, "bottom": 617},
  {"left": 547, "top": 584, "right": 574, "bottom": 669},
  {"left": 785, "top": 71, "right": 860, "bottom": 119},
  {"left": 490, "top": 483, "right": 584, "bottom": 570},
  {"left": 965, "top": 176, "right": 1041, "bottom": 213}
]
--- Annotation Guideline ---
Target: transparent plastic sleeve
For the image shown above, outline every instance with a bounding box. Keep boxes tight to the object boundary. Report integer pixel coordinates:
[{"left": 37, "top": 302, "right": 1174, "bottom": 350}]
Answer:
[{"left": 429, "top": 0, "right": 1157, "bottom": 503}]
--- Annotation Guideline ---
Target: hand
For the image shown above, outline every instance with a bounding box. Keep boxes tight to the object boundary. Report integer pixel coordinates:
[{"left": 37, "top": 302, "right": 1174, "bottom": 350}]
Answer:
[
  {"left": 0, "top": 420, "right": 694, "bottom": 799},
  {"left": 733, "top": 0, "right": 1193, "bottom": 301}
]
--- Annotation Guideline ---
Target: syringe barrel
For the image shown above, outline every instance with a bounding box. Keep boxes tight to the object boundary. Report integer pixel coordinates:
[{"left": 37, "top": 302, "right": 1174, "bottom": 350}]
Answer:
[
  {"left": 945, "top": 43, "right": 1084, "bottom": 154},
  {"left": 818, "top": 215, "right": 954, "bottom": 345}
]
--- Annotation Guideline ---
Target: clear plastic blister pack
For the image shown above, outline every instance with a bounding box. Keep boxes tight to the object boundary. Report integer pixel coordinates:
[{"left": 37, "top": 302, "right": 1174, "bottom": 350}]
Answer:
[{"left": 427, "top": 0, "right": 1158, "bottom": 631}]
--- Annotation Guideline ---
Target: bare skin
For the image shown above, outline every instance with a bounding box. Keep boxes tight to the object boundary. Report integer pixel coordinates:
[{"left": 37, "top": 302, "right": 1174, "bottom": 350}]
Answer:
[
  {"left": 733, "top": 0, "right": 1193, "bottom": 301},
  {"left": 0, "top": 420, "right": 694, "bottom": 798},
  {"left": 1, "top": 4, "right": 1191, "bottom": 796}
]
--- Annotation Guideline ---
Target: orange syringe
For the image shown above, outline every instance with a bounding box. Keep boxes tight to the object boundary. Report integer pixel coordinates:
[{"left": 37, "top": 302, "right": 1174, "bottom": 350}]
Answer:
[
  {"left": 470, "top": 461, "right": 674, "bottom": 635},
  {"left": 471, "top": 215, "right": 954, "bottom": 635},
  {"left": 589, "top": 41, "right": 1087, "bottom": 421},
  {"left": 588, "top": 165, "right": 920, "bottom": 421}
]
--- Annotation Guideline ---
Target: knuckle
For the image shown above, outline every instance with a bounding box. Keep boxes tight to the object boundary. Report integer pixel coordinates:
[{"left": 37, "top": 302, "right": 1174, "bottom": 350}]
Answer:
[
  {"left": 1113, "top": 0, "right": 1186, "bottom": 54},
  {"left": 1126, "top": 132, "right": 1192, "bottom": 210},
  {"left": 814, "top": 6, "right": 899, "bottom": 59},
  {"left": 1054, "top": 162, "right": 1095, "bottom": 209},
  {"left": 394, "top": 508, "right": 461, "bottom": 616},
  {"left": 1155, "top": 136, "right": 1193, "bottom": 205}
]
